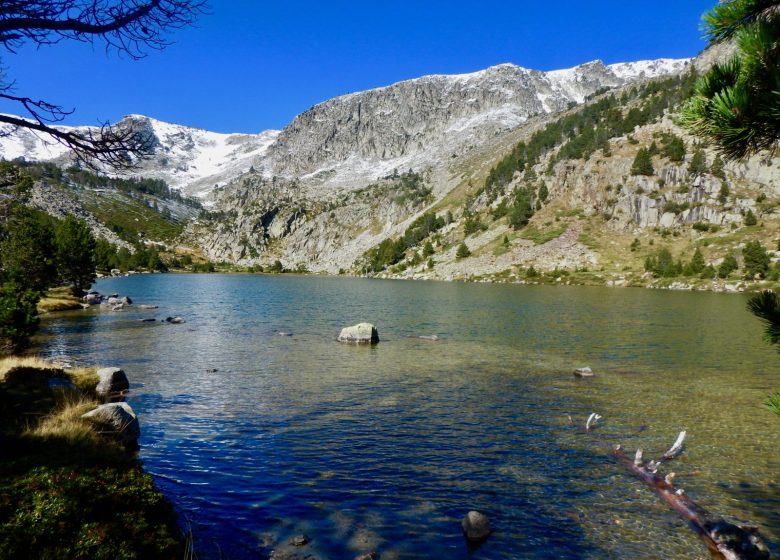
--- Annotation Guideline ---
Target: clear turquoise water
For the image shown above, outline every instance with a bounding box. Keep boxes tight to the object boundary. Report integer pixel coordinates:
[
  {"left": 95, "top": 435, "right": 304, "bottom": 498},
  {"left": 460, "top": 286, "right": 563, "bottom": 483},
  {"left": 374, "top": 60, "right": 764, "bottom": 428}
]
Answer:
[{"left": 33, "top": 275, "right": 780, "bottom": 559}]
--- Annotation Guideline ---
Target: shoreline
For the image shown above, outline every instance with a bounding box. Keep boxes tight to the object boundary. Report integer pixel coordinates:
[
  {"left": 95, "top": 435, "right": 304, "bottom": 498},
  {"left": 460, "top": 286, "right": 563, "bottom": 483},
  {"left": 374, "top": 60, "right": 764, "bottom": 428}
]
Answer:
[
  {"left": 98, "top": 268, "right": 774, "bottom": 295},
  {"left": 0, "top": 356, "right": 186, "bottom": 558}
]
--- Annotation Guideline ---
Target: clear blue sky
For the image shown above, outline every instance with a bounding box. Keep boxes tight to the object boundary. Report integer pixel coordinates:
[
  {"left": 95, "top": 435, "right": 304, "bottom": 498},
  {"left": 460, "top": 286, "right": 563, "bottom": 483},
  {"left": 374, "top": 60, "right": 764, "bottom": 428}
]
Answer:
[{"left": 1, "top": 1, "right": 715, "bottom": 133}]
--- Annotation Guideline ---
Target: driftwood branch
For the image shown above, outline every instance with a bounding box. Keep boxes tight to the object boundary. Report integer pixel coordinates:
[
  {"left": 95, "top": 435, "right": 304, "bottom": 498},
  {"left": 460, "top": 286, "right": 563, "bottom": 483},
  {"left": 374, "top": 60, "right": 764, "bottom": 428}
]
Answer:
[
  {"left": 610, "top": 428, "right": 773, "bottom": 560},
  {"left": 585, "top": 412, "right": 602, "bottom": 431}
]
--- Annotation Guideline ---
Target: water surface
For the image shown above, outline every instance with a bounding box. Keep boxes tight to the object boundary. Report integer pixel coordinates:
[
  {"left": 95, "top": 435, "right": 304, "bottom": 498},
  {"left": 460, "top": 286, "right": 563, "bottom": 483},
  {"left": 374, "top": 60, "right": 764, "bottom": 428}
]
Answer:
[{"left": 34, "top": 275, "right": 780, "bottom": 559}]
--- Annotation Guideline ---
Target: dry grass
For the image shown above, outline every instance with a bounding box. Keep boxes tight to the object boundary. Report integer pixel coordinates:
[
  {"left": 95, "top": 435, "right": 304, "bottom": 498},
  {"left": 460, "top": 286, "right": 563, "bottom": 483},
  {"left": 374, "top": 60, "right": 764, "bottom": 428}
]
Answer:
[
  {"left": 66, "top": 366, "right": 99, "bottom": 393},
  {"left": 25, "top": 394, "right": 101, "bottom": 445},
  {"left": 0, "top": 355, "right": 55, "bottom": 381},
  {"left": 37, "top": 287, "right": 83, "bottom": 313},
  {"left": 0, "top": 356, "right": 98, "bottom": 391}
]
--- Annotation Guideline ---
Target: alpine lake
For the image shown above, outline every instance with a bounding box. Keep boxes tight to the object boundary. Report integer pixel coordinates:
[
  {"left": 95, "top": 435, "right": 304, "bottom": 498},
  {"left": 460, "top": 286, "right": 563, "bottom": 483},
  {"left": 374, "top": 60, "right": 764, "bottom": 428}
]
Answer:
[{"left": 32, "top": 274, "right": 780, "bottom": 559}]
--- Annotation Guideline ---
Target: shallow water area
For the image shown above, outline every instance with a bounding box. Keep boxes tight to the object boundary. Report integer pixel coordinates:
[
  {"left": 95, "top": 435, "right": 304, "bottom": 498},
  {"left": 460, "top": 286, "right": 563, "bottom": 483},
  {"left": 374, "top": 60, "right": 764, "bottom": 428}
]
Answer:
[{"left": 33, "top": 274, "right": 780, "bottom": 559}]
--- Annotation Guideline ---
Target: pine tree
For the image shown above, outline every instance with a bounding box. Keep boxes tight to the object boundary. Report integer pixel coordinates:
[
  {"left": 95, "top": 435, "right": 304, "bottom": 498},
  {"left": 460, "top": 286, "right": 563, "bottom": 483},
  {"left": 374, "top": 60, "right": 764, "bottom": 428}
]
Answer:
[
  {"left": 631, "top": 148, "right": 655, "bottom": 176},
  {"left": 743, "top": 240, "right": 770, "bottom": 278},
  {"left": 456, "top": 242, "right": 471, "bottom": 259},
  {"left": 508, "top": 187, "right": 535, "bottom": 230},
  {"left": 711, "top": 155, "right": 726, "bottom": 180},
  {"left": 747, "top": 291, "right": 780, "bottom": 415},
  {"left": 687, "top": 247, "right": 706, "bottom": 275},
  {"left": 718, "top": 253, "right": 739, "bottom": 278},
  {"left": 661, "top": 134, "right": 686, "bottom": 163},
  {"left": 688, "top": 148, "right": 708, "bottom": 176},
  {"left": 55, "top": 215, "right": 96, "bottom": 296},
  {"left": 0, "top": 206, "right": 56, "bottom": 294},
  {"left": 718, "top": 183, "right": 730, "bottom": 205},
  {"left": 744, "top": 209, "right": 758, "bottom": 226},
  {"left": 0, "top": 275, "right": 40, "bottom": 355},
  {"left": 538, "top": 183, "right": 549, "bottom": 203},
  {"left": 681, "top": 0, "right": 780, "bottom": 159}
]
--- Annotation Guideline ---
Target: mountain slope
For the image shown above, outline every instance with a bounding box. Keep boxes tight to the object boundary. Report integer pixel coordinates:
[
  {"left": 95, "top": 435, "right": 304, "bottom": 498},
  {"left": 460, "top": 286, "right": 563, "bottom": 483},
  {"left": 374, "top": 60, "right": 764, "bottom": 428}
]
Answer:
[
  {"left": 0, "top": 58, "right": 686, "bottom": 203},
  {"left": 192, "top": 60, "right": 780, "bottom": 292},
  {"left": 0, "top": 115, "right": 279, "bottom": 199}
]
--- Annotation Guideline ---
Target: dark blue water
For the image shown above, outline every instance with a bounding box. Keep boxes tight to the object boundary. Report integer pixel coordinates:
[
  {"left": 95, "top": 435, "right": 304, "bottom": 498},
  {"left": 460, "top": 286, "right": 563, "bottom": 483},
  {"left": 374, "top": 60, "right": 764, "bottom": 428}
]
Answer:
[{"left": 34, "top": 275, "right": 780, "bottom": 559}]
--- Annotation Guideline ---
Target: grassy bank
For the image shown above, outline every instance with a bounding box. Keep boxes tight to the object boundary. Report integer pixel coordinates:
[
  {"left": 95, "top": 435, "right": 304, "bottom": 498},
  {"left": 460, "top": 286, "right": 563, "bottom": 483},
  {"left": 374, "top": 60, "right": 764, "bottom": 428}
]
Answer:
[
  {"left": 37, "top": 287, "right": 84, "bottom": 313},
  {"left": 0, "top": 357, "right": 184, "bottom": 559}
]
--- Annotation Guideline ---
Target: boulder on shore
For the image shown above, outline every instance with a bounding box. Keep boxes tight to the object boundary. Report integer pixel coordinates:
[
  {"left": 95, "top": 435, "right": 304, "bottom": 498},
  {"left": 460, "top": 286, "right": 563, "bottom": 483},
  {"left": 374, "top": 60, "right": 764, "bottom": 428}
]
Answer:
[
  {"left": 95, "top": 367, "right": 130, "bottom": 398},
  {"left": 462, "top": 510, "right": 491, "bottom": 543},
  {"left": 338, "top": 323, "right": 379, "bottom": 344},
  {"left": 81, "top": 402, "right": 140, "bottom": 446}
]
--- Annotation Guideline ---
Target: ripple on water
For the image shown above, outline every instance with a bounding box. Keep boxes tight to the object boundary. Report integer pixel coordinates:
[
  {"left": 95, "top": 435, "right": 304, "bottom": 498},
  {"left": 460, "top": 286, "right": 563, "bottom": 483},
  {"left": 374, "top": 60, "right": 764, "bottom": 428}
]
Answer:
[{"left": 32, "top": 275, "right": 780, "bottom": 559}]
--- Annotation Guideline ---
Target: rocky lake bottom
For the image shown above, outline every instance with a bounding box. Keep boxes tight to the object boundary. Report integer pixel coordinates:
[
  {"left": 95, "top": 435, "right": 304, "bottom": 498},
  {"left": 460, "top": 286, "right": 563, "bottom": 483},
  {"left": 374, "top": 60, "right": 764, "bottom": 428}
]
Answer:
[{"left": 33, "top": 274, "right": 780, "bottom": 559}]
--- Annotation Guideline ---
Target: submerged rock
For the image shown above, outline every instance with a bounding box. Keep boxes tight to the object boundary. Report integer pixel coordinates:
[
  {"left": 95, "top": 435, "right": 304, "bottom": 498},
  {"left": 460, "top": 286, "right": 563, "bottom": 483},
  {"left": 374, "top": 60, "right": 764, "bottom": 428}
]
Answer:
[
  {"left": 166, "top": 316, "right": 186, "bottom": 324},
  {"left": 288, "top": 535, "right": 310, "bottom": 547},
  {"left": 573, "top": 367, "right": 594, "bottom": 378},
  {"left": 338, "top": 323, "right": 379, "bottom": 344},
  {"left": 462, "top": 510, "right": 491, "bottom": 542},
  {"left": 81, "top": 402, "right": 140, "bottom": 446},
  {"left": 96, "top": 367, "right": 130, "bottom": 398}
]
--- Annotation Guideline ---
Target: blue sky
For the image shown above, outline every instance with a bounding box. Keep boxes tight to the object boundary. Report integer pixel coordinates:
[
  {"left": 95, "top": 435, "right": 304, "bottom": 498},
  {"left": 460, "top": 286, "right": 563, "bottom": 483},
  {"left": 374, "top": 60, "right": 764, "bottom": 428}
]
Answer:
[{"left": 1, "top": 1, "right": 715, "bottom": 133}]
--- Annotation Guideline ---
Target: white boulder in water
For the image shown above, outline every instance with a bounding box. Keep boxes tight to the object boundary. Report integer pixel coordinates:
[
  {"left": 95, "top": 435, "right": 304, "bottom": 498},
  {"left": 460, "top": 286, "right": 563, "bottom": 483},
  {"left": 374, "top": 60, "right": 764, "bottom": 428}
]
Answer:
[{"left": 338, "top": 323, "right": 379, "bottom": 344}]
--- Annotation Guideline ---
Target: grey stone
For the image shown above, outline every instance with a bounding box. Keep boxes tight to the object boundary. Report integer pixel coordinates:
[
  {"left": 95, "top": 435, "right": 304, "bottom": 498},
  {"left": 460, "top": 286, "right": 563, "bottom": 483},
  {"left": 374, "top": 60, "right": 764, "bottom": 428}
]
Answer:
[
  {"left": 81, "top": 402, "right": 140, "bottom": 445},
  {"left": 166, "top": 316, "right": 186, "bottom": 324},
  {"left": 573, "top": 367, "right": 594, "bottom": 378},
  {"left": 338, "top": 323, "right": 379, "bottom": 344},
  {"left": 462, "top": 510, "right": 491, "bottom": 542},
  {"left": 288, "top": 535, "right": 309, "bottom": 547},
  {"left": 96, "top": 367, "right": 129, "bottom": 397}
]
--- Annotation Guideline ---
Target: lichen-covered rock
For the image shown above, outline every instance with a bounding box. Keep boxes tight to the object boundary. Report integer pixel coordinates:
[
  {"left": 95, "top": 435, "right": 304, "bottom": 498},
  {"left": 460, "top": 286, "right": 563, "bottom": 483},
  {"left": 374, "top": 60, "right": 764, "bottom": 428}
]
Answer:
[
  {"left": 462, "top": 510, "right": 491, "bottom": 543},
  {"left": 81, "top": 402, "right": 140, "bottom": 446},
  {"left": 338, "top": 323, "right": 379, "bottom": 344},
  {"left": 95, "top": 367, "right": 129, "bottom": 397}
]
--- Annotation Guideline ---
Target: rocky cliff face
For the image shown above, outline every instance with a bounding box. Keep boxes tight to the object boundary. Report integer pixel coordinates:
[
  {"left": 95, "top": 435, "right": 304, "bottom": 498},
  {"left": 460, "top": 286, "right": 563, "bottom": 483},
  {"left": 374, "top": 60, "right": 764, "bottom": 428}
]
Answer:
[{"left": 259, "top": 59, "right": 689, "bottom": 194}]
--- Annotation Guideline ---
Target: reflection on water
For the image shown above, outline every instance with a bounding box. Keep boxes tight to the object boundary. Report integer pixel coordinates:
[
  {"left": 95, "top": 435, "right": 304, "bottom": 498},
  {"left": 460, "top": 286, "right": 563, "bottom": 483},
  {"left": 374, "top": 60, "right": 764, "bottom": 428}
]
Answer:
[{"left": 33, "top": 275, "right": 780, "bottom": 559}]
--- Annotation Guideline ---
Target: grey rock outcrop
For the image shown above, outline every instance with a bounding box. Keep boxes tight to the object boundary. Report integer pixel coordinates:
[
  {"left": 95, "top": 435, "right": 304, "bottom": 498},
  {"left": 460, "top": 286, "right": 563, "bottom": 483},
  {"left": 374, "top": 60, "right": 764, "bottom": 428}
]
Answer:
[
  {"left": 95, "top": 367, "right": 130, "bottom": 398},
  {"left": 264, "top": 60, "right": 689, "bottom": 183},
  {"left": 338, "top": 323, "right": 379, "bottom": 344},
  {"left": 81, "top": 402, "right": 140, "bottom": 446},
  {"left": 462, "top": 511, "right": 491, "bottom": 543}
]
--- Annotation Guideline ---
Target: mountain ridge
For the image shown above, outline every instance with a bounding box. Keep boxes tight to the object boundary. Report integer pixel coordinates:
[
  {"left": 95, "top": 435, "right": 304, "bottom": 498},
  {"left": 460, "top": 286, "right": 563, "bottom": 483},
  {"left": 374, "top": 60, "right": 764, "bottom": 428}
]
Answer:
[{"left": 0, "top": 57, "right": 688, "bottom": 201}]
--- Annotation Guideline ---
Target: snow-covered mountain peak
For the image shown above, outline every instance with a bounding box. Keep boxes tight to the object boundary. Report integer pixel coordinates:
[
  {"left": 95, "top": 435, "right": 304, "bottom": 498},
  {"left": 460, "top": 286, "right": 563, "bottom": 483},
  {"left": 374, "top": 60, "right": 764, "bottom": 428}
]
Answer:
[{"left": 0, "top": 55, "right": 690, "bottom": 199}]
